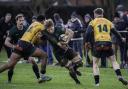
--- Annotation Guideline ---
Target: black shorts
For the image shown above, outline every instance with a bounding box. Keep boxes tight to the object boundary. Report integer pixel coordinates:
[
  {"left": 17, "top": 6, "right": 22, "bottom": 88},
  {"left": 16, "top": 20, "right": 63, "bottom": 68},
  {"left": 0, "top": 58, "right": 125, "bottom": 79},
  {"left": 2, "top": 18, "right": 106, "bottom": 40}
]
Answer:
[
  {"left": 13, "top": 40, "right": 36, "bottom": 57},
  {"left": 54, "top": 47, "right": 77, "bottom": 65},
  {"left": 92, "top": 41, "right": 114, "bottom": 58}
]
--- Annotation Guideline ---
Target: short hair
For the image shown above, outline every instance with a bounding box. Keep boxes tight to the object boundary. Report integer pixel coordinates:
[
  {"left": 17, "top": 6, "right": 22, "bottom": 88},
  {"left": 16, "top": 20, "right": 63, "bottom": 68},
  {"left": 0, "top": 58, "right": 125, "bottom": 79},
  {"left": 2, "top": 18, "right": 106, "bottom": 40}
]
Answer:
[
  {"left": 94, "top": 8, "right": 104, "bottom": 15},
  {"left": 15, "top": 13, "right": 24, "bottom": 21},
  {"left": 32, "top": 16, "right": 37, "bottom": 20},
  {"left": 45, "top": 19, "right": 54, "bottom": 29},
  {"left": 37, "top": 15, "right": 45, "bottom": 22},
  {"left": 5, "top": 13, "right": 12, "bottom": 16}
]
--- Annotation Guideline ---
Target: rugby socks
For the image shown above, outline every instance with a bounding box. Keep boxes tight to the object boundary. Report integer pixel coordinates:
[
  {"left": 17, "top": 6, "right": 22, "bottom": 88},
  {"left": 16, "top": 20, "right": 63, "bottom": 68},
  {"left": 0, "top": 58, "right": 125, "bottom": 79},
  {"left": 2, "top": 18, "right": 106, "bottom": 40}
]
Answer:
[
  {"left": 32, "top": 64, "right": 40, "bottom": 79},
  {"left": 94, "top": 75, "right": 99, "bottom": 85},
  {"left": 115, "top": 69, "right": 128, "bottom": 85},
  {"left": 8, "top": 68, "right": 14, "bottom": 82},
  {"left": 115, "top": 69, "right": 122, "bottom": 76},
  {"left": 69, "top": 71, "right": 80, "bottom": 84}
]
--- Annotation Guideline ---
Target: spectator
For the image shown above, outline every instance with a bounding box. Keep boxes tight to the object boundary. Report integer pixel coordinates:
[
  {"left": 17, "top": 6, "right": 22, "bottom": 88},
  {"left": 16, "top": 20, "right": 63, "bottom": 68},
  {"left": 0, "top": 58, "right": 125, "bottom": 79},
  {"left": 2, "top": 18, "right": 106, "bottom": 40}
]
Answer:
[
  {"left": 0, "top": 13, "right": 14, "bottom": 58},
  {"left": 66, "top": 12, "right": 83, "bottom": 58},
  {"left": 112, "top": 12, "right": 127, "bottom": 68},
  {"left": 54, "top": 13, "right": 64, "bottom": 28},
  {"left": 83, "top": 14, "right": 92, "bottom": 67}
]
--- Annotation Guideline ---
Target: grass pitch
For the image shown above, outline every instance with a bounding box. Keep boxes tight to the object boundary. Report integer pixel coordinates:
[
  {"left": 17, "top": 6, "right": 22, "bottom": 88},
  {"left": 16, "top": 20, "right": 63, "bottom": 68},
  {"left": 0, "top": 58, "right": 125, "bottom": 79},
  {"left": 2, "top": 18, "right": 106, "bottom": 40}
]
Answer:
[{"left": 0, "top": 50, "right": 128, "bottom": 89}]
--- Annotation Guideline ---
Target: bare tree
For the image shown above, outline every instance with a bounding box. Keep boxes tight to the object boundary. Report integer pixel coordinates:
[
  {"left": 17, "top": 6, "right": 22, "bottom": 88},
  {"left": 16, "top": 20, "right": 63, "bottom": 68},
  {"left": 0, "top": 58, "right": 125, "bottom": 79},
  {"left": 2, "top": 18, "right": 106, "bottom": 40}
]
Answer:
[{"left": 29, "top": 0, "right": 54, "bottom": 16}]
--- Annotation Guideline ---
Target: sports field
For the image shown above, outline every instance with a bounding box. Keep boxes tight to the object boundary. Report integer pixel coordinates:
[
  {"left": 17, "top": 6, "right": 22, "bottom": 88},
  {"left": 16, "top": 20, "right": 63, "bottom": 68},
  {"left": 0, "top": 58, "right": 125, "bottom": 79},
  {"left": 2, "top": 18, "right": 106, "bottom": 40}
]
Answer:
[{"left": 0, "top": 50, "right": 127, "bottom": 89}]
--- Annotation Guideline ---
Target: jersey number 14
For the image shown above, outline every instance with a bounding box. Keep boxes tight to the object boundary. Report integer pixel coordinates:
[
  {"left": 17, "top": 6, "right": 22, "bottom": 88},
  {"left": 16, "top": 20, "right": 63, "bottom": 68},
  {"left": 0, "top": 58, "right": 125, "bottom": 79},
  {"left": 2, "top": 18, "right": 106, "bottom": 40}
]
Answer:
[{"left": 97, "top": 24, "right": 108, "bottom": 32}]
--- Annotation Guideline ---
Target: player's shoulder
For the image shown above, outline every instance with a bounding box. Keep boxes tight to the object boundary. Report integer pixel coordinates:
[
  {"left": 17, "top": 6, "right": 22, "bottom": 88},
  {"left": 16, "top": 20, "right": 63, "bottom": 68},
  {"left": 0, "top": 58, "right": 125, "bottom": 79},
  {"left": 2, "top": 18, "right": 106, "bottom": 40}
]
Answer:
[
  {"left": 31, "top": 21, "right": 43, "bottom": 26},
  {"left": 29, "top": 21, "right": 44, "bottom": 30},
  {"left": 9, "top": 25, "right": 17, "bottom": 32},
  {"left": 8, "top": 25, "right": 17, "bottom": 36}
]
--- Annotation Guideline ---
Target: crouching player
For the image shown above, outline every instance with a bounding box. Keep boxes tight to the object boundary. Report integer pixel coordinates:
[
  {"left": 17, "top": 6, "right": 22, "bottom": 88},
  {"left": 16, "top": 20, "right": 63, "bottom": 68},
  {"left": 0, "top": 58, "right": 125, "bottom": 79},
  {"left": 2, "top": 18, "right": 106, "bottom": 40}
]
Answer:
[
  {"left": 0, "top": 15, "right": 51, "bottom": 83},
  {"left": 39, "top": 19, "right": 83, "bottom": 84},
  {"left": 84, "top": 8, "right": 128, "bottom": 86}
]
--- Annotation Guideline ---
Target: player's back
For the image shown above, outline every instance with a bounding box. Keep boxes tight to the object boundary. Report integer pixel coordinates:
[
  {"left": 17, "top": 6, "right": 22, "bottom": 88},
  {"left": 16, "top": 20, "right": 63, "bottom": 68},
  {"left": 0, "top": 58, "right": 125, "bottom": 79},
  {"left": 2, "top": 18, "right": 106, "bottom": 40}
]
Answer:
[
  {"left": 90, "top": 18, "right": 113, "bottom": 42},
  {"left": 21, "top": 21, "right": 45, "bottom": 43}
]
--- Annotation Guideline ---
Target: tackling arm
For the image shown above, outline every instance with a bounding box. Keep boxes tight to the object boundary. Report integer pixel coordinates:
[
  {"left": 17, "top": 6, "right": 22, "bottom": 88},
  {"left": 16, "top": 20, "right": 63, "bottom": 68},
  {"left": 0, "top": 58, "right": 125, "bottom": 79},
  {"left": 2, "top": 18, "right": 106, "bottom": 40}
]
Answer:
[{"left": 4, "top": 37, "right": 15, "bottom": 49}]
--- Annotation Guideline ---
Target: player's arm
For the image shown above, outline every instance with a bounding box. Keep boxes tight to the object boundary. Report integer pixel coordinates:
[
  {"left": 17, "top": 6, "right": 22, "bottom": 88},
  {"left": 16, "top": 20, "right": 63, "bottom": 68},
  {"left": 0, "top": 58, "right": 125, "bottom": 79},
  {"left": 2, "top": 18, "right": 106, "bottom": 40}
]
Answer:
[
  {"left": 41, "top": 31, "right": 58, "bottom": 45},
  {"left": 4, "top": 28, "right": 15, "bottom": 49},
  {"left": 4, "top": 37, "right": 15, "bottom": 49},
  {"left": 84, "top": 25, "right": 93, "bottom": 48}
]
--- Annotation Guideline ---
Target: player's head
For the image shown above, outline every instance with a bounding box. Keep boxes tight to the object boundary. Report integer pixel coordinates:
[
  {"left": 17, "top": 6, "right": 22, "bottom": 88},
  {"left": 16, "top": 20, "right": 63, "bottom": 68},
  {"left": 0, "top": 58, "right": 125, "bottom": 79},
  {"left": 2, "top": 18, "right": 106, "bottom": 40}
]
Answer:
[
  {"left": 32, "top": 16, "right": 37, "bottom": 23},
  {"left": 37, "top": 15, "right": 45, "bottom": 24},
  {"left": 15, "top": 13, "right": 25, "bottom": 28},
  {"left": 45, "top": 19, "right": 54, "bottom": 33},
  {"left": 93, "top": 8, "right": 104, "bottom": 18},
  {"left": 5, "top": 13, "right": 12, "bottom": 22},
  {"left": 54, "top": 13, "right": 61, "bottom": 22}
]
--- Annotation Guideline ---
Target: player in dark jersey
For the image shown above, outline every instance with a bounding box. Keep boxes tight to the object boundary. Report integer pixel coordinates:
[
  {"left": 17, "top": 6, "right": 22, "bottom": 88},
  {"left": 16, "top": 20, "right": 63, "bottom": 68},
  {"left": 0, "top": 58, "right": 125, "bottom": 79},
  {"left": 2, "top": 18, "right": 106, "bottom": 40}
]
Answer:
[
  {"left": 84, "top": 8, "right": 128, "bottom": 86},
  {"left": 40, "top": 19, "right": 83, "bottom": 84},
  {"left": 0, "top": 15, "right": 51, "bottom": 83},
  {"left": 4, "top": 14, "right": 42, "bottom": 83}
]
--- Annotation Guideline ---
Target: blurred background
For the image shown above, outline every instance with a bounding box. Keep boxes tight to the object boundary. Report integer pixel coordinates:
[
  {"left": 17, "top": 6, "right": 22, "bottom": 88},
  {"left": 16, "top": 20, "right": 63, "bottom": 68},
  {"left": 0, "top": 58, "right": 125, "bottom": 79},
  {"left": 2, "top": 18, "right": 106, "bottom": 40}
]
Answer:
[
  {"left": 0, "top": 0, "right": 127, "bottom": 22},
  {"left": 0, "top": 0, "right": 128, "bottom": 68}
]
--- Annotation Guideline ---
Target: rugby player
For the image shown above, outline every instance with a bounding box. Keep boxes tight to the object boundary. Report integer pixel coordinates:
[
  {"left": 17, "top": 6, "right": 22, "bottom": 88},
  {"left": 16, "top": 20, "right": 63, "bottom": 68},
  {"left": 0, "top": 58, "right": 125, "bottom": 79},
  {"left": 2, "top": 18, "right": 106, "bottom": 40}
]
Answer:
[
  {"left": 84, "top": 8, "right": 128, "bottom": 86},
  {"left": 4, "top": 14, "right": 42, "bottom": 83},
  {"left": 41, "top": 19, "right": 83, "bottom": 84},
  {"left": 0, "top": 15, "right": 51, "bottom": 83}
]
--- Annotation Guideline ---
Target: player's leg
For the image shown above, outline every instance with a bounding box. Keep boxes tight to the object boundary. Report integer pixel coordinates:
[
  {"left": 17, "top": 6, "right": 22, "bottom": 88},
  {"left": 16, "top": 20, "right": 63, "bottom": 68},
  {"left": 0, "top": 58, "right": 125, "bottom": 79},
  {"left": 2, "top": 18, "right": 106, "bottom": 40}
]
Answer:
[
  {"left": 65, "top": 48, "right": 83, "bottom": 84},
  {"left": 0, "top": 52, "right": 21, "bottom": 73},
  {"left": 32, "top": 48, "right": 52, "bottom": 82},
  {"left": 8, "top": 66, "right": 14, "bottom": 83},
  {"left": 66, "top": 61, "right": 81, "bottom": 84},
  {"left": 0, "top": 38, "right": 4, "bottom": 52},
  {"left": 28, "top": 57, "right": 40, "bottom": 80},
  {"left": 6, "top": 48, "right": 14, "bottom": 83},
  {"left": 108, "top": 55, "right": 128, "bottom": 85},
  {"left": 93, "top": 56, "right": 100, "bottom": 86},
  {"left": 71, "top": 54, "right": 83, "bottom": 76}
]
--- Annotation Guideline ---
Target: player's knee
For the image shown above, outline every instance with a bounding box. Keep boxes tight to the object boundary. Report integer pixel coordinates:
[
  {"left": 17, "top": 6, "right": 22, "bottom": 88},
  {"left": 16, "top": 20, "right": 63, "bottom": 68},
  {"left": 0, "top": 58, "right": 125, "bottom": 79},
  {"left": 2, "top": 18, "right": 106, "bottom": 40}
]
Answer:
[
  {"left": 41, "top": 52, "right": 48, "bottom": 59},
  {"left": 9, "top": 66, "right": 15, "bottom": 71},
  {"left": 72, "top": 54, "right": 82, "bottom": 64},
  {"left": 93, "top": 63, "right": 98, "bottom": 69},
  {"left": 65, "top": 61, "right": 72, "bottom": 69},
  {"left": 7, "top": 62, "right": 15, "bottom": 69},
  {"left": 8, "top": 68, "right": 14, "bottom": 73},
  {"left": 74, "top": 61, "right": 83, "bottom": 68},
  {"left": 30, "top": 58, "right": 36, "bottom": 64}
]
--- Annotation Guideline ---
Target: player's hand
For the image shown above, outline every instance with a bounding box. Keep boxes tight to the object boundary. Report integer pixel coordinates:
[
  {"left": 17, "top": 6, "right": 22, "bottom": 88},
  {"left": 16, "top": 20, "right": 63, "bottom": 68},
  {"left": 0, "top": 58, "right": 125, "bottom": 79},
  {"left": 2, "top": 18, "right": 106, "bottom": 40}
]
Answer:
[
  {"left": 57, "top": 42, "right": 68, "bottom": 50},
  {"left": 85, "top": 42, "right": 91, "bottom": 49},
  {"left": 57, "top": 42, "right": 62, "bottom": 47},
  {"left": 13, "top": 45, "right": 23, "bottom": 51},
  {"left": 37, "top": 32, "right": 43, "bottom": 38}
]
